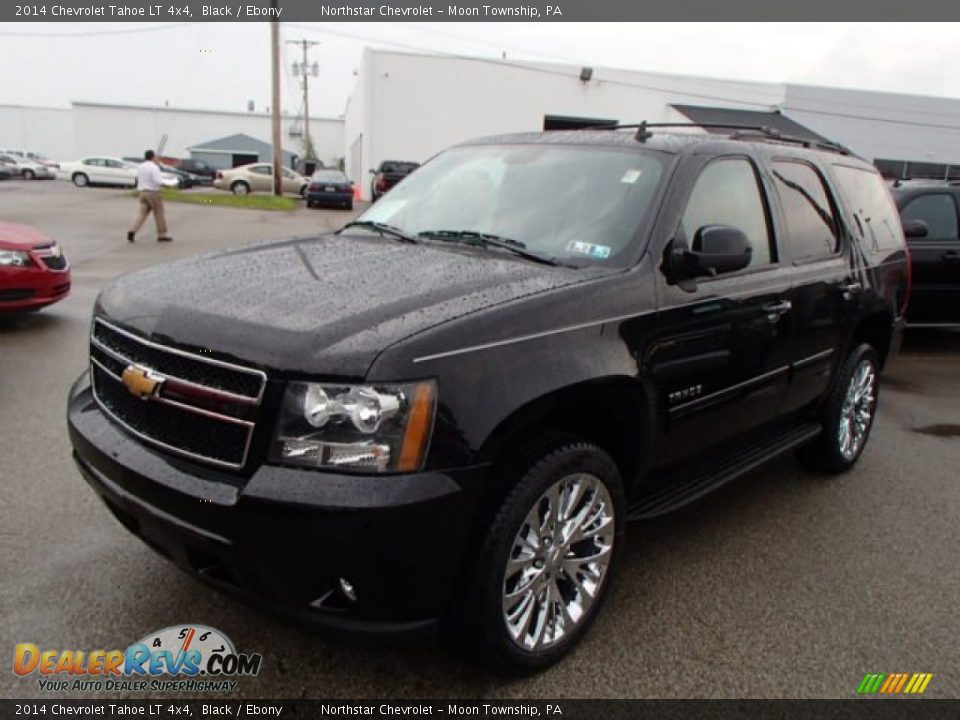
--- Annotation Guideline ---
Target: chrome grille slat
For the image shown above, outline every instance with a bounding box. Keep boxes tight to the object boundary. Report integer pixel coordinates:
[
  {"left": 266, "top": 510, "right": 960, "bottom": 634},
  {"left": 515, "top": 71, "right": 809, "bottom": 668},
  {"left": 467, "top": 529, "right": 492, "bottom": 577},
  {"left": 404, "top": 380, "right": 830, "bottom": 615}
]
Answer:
[
  {"left": 90, "top": 334, "right": 259, "bottom": 406},
  {"left": 89, "top": 317, "right": 266, "bottom": 470}
]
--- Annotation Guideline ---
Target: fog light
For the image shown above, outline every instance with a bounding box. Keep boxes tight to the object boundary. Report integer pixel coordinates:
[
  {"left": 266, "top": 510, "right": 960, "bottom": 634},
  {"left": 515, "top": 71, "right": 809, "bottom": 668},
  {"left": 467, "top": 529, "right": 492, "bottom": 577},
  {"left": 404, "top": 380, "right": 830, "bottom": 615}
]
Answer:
[{"left": 338, "top": 577, "right": 357, "bottom": 602}]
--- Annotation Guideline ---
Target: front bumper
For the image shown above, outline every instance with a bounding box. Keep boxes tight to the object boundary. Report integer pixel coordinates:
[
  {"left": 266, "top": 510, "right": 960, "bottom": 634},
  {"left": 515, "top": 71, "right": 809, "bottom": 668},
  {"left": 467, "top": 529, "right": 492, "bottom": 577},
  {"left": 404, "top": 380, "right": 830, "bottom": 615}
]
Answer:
[
  {"left": 68, "top": 374, "right": 487, "bottom": 640},
  {"left": 0, "top": 264, "right": 70, "bottom": 312}
]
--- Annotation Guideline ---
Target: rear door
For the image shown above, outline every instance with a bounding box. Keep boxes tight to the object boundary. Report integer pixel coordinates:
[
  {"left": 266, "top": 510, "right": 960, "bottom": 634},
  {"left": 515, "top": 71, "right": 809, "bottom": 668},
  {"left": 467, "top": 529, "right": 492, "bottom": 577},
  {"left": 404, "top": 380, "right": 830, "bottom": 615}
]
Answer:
[
  {"left": 104, "top": 159, "right": 131, "bottom": 185},
  {"left": 898, "top": 190, "right": 960, "bottom": 325},
  {"left": 768, "top": 158, "right": 859, "bottom": 411},
  {"left": 651, "top": 154, "right": 795, "bottom": 464},
  {"left": 247, "top": 164, "right": 272, "bottom": 192},
  {"left": 83, "top": 158, "right": 107, "bottom": 183}
]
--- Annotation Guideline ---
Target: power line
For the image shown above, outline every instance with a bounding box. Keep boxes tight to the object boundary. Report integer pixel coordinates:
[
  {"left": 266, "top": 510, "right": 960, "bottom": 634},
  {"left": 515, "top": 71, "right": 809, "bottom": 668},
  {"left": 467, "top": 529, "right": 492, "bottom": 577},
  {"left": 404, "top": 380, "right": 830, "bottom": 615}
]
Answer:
[{"left": 0, "top": 23, "right": 193, "bottom": 37}]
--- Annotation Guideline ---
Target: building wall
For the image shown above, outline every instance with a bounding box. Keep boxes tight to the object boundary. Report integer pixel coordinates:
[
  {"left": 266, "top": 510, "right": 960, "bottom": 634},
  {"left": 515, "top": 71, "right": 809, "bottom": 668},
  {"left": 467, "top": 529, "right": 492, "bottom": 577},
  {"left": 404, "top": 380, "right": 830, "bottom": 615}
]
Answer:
[
  {"left": 0, "top": 105, "right": 74, "bottom": 160},
  {"left": 349, "top": 51, "right": 786, "bottom": 199},
  {"left": 71, "top": 102, "right": 344, "bottom": 166},
  {"left": 343, "top": 48, "right": 375, "bottom": 195},
  {"left": 782, "top": 85, "right": 960, "bottom": 166},
  {"left": 347, "top": 50, "right": 960, "bottom": 200}
]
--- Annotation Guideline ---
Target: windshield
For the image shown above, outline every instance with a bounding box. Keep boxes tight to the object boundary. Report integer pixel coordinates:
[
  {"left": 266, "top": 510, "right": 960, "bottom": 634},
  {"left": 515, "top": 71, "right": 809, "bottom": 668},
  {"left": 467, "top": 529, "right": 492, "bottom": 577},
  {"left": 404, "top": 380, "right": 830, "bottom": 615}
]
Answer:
[
  {"left": 312, "top": 170, "right": 347, "bottom": 182},
  {"left": 356, "top": 144, "right": 666, "bottom": 266}
]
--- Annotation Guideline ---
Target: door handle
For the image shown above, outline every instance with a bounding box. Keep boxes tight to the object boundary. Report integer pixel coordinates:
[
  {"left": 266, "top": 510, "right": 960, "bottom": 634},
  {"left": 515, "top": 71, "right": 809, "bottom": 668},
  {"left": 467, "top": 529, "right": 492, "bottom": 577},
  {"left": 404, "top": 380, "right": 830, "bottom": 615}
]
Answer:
[
  {"left": 763, "top": 300, "right": 792, "bottom": 322},
  {"left": 763, "top": 300, "right": 793, "bottom": 313},
  {"left": 941, "top": 251, "right": 960, "bottom": 263},
  {"left": 841, "top": 281, "right": 863, "bottom": 299}
]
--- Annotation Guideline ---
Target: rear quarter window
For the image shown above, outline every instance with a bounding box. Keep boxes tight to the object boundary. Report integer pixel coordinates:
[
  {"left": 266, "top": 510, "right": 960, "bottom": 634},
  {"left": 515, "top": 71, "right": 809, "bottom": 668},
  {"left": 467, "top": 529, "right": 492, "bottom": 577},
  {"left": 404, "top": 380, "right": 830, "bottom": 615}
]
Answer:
[{"left": 831, "top": 164, "right": 903, "bottom": 252}]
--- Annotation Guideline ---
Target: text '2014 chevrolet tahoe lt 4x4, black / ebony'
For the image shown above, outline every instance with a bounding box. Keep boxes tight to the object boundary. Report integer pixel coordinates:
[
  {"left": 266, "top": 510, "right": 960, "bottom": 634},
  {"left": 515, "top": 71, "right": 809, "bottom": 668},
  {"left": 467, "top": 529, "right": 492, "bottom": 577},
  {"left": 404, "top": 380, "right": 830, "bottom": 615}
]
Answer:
[{"left": 68, "top": 125, "right": 908, "bottom": 675}]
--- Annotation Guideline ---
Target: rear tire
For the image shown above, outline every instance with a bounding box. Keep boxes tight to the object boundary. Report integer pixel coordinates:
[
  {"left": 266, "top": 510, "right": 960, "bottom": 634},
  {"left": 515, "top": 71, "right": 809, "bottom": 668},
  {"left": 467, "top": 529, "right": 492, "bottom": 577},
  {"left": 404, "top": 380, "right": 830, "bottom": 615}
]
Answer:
[
  {"left": 465, "top": 441, "right": 625, "bottom": 676},
  {"left": 346, "top": 201, "right": 353, "bottom": 211},
  {"left": 72, "top": 173, "right": 89, "bottom": 188},
  {"left": 798, "top": 343, "right": 879, "bottom": 474},
  {"left": 23, "top": 169, "right": 35, "bottom": 180}
]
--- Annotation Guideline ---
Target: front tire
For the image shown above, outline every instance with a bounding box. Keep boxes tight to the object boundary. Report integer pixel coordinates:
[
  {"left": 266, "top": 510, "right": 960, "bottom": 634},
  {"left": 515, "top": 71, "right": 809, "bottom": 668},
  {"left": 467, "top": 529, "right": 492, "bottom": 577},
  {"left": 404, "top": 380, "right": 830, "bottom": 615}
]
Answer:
[
  {"left": 798, "top": 343, "right": 879, "bottom": 473},
  {"left": 72, "top": 173, "right": 89, "bottom": 188},
  {"left": 231, "top": 181, "right": 250, "bottom": 196},
  {"left": 467, "top": 442, "right": 625, "bottom": 676}
]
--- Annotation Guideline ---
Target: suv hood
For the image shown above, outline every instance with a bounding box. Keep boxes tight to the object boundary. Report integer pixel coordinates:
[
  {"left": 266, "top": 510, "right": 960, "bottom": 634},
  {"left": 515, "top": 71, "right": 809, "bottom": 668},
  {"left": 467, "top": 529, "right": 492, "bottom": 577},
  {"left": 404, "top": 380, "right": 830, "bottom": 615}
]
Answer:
[{"left": 96, "top": 234, "right": 607, "bottom": 377}]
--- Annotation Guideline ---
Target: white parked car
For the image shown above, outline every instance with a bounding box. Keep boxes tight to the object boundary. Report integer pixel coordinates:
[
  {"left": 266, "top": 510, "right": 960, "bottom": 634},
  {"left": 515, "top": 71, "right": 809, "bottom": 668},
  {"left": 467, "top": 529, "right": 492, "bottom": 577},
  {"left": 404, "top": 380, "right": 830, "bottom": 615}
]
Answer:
[
  {"left": 58, "top": 157, "right": 177, "bottom": 189},
  {"left": 0, "top": 149, "right": 58, "bottom": 168},
  {"left": 0, "top": 153, "right": 55, "bottom": 180}
]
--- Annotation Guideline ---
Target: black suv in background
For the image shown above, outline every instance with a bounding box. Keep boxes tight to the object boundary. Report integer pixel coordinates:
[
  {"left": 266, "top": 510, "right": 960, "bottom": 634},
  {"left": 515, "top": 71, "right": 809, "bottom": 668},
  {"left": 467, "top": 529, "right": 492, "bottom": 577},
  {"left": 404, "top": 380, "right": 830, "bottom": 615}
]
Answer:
[
  {"left": 370, "top": 159, "right": 419, "bottom": 200},
  {"left": 68, "top": 126, "right": 907, "bottom": 675},
  {"left": 889, "top": 179, "right": 960, "bottom": 327}
]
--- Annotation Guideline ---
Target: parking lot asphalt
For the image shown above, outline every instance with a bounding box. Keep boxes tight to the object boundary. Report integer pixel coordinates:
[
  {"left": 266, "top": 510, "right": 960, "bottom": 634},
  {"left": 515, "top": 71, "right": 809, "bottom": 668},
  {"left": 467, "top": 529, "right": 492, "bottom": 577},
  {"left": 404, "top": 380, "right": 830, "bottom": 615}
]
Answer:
[{"left": 2, "top": 181, "right": 959, "bottom": 700}]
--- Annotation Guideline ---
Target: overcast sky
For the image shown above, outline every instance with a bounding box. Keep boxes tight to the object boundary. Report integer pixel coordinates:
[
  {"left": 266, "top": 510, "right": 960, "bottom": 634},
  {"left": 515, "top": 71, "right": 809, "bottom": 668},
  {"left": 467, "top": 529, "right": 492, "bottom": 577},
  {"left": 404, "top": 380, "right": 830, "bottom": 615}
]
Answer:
[{"left": 1, "top": 22, "right": 959, "bottom": 118}]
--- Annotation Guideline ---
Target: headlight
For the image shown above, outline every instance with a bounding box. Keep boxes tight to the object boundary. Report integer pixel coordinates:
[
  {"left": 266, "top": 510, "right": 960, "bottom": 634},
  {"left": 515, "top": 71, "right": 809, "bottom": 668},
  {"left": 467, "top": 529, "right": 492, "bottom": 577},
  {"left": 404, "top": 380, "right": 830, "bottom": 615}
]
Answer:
[
  {"left": 270, "top": 380, "right": 436, "bottom": 472},
  {"left": 0, "top": 250, "right": 31, "bottom": 267}
]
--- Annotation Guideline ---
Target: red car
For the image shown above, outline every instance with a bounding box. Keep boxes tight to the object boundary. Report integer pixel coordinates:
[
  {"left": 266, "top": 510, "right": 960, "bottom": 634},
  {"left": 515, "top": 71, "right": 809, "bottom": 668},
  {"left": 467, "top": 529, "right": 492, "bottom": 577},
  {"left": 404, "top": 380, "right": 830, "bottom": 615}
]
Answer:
[{"left": 0, "top": 223, "right": 71, "bottom": 313}]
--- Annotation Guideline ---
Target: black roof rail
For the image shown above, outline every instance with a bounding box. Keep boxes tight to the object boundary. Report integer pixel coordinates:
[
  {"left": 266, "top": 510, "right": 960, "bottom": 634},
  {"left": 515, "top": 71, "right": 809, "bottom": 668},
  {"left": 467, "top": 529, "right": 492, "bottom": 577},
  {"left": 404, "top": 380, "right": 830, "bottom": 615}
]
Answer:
[{"left": 584, "top": 121, "right": 851, "bottom": 156}]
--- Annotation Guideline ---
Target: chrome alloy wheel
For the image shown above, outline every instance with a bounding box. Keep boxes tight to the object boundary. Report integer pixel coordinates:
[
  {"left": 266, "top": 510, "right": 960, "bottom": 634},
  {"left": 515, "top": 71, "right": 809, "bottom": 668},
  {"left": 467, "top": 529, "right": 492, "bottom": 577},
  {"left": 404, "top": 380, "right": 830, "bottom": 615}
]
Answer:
[
  {"left": 502, "top": 473, "right": 615, "bottom": 651},
  {"left": 838, "top": 358, "right": 877, "bottom": 461}
]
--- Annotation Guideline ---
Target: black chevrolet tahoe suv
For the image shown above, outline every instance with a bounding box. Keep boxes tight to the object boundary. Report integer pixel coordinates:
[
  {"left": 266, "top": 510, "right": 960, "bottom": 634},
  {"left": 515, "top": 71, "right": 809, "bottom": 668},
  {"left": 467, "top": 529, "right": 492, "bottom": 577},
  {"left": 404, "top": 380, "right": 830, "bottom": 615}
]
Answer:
[{"left": 68, "top": 126, "right": 908, "bottom": 675}]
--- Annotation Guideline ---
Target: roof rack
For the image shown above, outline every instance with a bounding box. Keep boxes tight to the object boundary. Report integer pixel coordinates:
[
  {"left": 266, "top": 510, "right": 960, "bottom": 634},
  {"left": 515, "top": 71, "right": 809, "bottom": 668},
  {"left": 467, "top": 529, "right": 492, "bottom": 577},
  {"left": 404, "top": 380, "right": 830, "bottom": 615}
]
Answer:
[{"left": 585, "top": 121, "right": 852, "bottom": 156}]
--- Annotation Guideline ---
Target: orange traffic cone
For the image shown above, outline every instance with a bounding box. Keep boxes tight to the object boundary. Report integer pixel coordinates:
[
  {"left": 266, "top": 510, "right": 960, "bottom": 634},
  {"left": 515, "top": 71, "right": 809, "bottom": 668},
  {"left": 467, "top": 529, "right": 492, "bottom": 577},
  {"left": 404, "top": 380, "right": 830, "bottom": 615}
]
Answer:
[{"left": 353, "top": 183, "right": 362, "bottom": 202}]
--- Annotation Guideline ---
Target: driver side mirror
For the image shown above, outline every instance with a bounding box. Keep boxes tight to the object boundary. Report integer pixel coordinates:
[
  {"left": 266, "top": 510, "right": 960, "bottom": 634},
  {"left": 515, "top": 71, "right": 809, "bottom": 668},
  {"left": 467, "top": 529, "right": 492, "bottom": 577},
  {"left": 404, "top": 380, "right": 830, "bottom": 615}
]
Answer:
[
  {"left": 673, "top": 225, "right": 753, "bottom": 279},
  {"left": 901, "top": 219, "right": 929, "bottom": 239}
]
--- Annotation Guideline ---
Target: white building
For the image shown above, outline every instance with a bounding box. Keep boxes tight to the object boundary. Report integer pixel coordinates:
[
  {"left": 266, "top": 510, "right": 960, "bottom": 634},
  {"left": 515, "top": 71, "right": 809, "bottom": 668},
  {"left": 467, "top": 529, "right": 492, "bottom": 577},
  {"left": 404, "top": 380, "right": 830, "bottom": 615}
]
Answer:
[
  {"left": 0, "top": 101, "right": 344, "bottom": 168},
  {"left": 344, "top": 49, "right": 960, "bottom": 200}
]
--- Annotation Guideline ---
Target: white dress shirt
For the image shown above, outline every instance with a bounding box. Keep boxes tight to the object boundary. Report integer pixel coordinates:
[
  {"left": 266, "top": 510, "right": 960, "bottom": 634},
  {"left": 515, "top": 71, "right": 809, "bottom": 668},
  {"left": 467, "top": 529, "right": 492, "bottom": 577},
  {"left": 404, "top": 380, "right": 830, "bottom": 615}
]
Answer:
[{"left": 137, "top": 161, "right": 164, "bottom": 191}]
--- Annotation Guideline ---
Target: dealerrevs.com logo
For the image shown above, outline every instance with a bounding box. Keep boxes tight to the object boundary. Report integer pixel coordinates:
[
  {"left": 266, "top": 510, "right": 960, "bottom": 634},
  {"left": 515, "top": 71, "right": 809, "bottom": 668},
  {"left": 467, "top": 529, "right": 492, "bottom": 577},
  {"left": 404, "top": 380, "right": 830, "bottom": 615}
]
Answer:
[{"left": 14, "top": 625, "right": 262, "bottom": 693}]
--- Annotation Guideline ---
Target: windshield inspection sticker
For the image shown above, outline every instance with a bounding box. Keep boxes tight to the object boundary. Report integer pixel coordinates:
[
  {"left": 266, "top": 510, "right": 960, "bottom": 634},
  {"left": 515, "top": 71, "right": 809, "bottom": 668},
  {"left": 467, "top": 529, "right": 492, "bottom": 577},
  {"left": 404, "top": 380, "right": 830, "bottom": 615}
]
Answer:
[
  {"left": 567, "top": 241, "right": 611, "bottom": 259},
  {"left": 621, "top": 169, "right": 643, "bottom": 184}
]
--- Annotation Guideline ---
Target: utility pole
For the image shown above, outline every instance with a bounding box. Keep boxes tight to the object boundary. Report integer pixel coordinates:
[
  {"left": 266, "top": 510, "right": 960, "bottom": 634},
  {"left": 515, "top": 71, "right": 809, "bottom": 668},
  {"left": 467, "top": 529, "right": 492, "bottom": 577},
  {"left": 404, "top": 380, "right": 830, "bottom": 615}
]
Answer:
[
  {"left": 269, "top": 7, "right": 282, "bottom": 196},
  {"left": 287, "top": 38, "right": 320, "bottom": 160}
]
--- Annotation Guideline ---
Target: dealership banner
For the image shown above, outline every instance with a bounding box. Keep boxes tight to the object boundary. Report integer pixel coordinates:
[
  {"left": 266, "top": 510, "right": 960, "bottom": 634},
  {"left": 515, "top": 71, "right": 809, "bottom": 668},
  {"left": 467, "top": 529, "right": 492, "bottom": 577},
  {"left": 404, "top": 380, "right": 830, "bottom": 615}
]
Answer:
[
  {"left": 4, "top": 701, "right": 960, "bottom": 718},
  {"left": 4, "top": 0, "right": 960, "bottom": 22}
]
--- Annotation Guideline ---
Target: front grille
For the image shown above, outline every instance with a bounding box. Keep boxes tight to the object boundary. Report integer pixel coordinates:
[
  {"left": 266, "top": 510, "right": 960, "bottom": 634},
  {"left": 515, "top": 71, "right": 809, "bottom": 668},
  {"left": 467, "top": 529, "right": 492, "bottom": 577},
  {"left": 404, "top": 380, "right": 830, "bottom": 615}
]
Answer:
[
  {"left": 89, "top": 318, "right": 267, "bottom": 469},
  {"left": 40, "top": 254, "right": 68, "bottom": 270}
]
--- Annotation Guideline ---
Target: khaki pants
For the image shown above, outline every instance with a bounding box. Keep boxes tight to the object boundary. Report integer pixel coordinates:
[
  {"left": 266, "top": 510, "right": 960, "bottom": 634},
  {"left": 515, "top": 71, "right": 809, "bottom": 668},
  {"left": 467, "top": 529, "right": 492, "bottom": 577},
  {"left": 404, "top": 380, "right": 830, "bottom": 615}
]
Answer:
[{"left": 130, "top": 190, "right": 168, "bottom": 237}]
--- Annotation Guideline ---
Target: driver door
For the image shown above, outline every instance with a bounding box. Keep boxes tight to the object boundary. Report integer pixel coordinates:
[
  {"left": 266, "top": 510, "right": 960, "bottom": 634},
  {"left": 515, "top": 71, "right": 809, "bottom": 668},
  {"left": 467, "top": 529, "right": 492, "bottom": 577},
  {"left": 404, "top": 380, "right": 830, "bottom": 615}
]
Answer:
[{"left": 650, "top": 155, "right": 795, "bottom": 465}]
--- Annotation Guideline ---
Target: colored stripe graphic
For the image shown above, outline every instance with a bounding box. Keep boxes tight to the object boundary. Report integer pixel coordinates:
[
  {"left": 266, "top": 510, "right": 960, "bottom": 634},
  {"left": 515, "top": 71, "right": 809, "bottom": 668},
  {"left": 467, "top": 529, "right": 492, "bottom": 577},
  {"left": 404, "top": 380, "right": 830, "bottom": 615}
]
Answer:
[{"left": 857, "top": 673, "right": 933, "bottom": 695}]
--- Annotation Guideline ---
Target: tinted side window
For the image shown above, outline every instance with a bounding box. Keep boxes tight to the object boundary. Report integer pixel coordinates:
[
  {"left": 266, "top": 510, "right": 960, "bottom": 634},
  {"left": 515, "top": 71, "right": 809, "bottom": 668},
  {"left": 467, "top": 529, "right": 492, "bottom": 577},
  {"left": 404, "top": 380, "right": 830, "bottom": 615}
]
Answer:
[
  {"left": 249, "top": 165, "right": 271, "bottom": 176},
  {"left": 681, "top": 158, "right": 774, "bottom": 268},
  {"left": 901, "top": 194, "right": 959, "bottom": 241},
  {"left": 771, "top": 161, "right": 839, "bottom": 260},
  {"left": 831, "top": 165, "right": 903, "bottom": 251}
]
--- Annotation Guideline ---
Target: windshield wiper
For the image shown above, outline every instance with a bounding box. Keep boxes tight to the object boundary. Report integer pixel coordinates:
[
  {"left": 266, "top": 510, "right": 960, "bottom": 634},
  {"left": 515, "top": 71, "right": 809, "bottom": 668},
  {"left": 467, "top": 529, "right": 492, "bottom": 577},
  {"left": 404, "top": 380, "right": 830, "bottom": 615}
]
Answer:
[
  {"left": 417, "top": 230, "right": 573, "bottom": 267},
  {"left": 340, "top": 221, "right": 419, "bottom": 244}
]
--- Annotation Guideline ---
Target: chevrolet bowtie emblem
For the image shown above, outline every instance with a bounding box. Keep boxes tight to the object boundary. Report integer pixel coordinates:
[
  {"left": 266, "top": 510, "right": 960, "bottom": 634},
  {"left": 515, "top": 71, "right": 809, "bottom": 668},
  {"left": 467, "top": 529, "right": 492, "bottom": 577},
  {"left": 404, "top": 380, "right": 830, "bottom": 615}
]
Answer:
[{"left": 121, "top": 364, "right": 164, "bottom": 400}]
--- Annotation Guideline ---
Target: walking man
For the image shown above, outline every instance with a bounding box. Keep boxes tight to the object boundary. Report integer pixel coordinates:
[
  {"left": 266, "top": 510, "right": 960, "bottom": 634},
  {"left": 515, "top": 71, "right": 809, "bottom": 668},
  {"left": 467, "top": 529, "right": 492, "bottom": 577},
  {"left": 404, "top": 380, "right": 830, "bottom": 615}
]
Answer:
[{"left": 128, "top": 150, "right": 172, "bottom": 243}]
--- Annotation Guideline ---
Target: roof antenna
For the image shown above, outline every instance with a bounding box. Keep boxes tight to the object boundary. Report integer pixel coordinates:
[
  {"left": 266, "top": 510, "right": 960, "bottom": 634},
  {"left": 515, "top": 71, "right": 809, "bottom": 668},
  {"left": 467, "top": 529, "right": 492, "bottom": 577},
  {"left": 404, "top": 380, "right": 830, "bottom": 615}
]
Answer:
[{"left": 634, "top": 121, "right": 652, "bottom": 142}]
